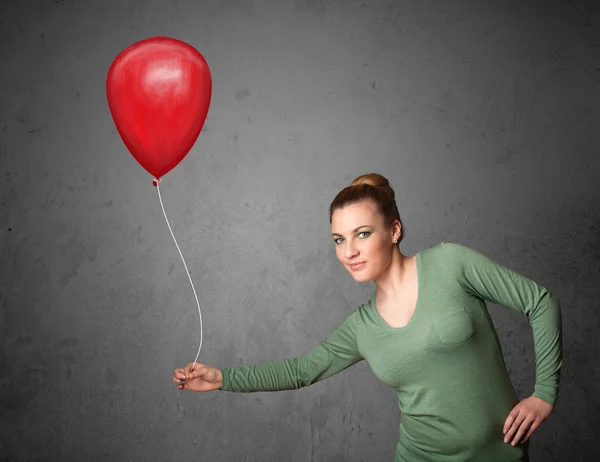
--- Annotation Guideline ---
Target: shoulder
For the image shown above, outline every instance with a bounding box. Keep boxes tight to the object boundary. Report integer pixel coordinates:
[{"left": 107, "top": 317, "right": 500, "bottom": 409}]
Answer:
[
  {"left": 420, "top": 240, "right": 460, "bottom": 260},
  {"left": 428, "top": 241, "right": 482, "bottom": 269},
  {"left": 422, "top": 240, "right": 467, "bottom": 254},
  {"left": 352, "top": 292, "right": 377, "bottom": 324},
  {"left": 437, "top": 240, "right": 477, "bottom": 257},
  {"left": 439, "top": 241, "right": 500, "bottom": 271},
  {"left": 438, "top": 240, "right": 468, "bottom": 251},
  {"left": 355, "top": 294, "right": 372, "bottom": 318}
]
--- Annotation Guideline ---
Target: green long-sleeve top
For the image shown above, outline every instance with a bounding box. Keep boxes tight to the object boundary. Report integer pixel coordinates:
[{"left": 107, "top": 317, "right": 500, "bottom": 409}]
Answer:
[{"left": 220, "top": 241, "right": 563, "bottom": 461}]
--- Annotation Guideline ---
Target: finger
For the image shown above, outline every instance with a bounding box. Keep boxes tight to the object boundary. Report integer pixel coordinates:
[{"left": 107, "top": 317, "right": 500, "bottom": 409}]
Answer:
[
  {"left": 522, "top": 421, "right": 540, "bottom": 443},
  {"left": 510, "top": 417, "right": 534, "bottom": 446},
  {"left": 175, "top": 369, "right": 188, "bottom": 380},
  {"left": 503, "top": 408, "right": 519, "bottom": 434},
  {"left": 184, "top": 362, "right": 200, "bottom": 374},
  {"left": 187, "top": 366, "right": 206, "bottom": 380},
  {"left": 504, "top": 411, "right": 525, "bottom": 443}
]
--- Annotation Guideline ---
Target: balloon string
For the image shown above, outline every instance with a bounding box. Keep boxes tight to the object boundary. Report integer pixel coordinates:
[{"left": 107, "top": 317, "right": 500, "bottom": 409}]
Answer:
[{"left": 153, "top": 177, "right": 203, "bottom": 371}]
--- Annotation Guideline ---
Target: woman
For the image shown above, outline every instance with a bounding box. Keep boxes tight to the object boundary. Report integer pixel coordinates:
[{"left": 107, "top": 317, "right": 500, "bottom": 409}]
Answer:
[{"left": 173, "top": 173, "right": 562, "bottom": 461}]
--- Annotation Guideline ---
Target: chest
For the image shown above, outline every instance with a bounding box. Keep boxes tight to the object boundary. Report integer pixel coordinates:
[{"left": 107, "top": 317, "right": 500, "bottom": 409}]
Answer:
[
  {"left": 375, "top": 280, "right": 419, "bottom": 328},
  {"left": 361, "top": 278, "right": 488, "bottom": 389}
]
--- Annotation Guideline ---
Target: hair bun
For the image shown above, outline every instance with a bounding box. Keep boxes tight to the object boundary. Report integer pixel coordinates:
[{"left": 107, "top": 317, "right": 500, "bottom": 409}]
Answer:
[{"left": 349, "top": 173, "right": 395, "bottom": 199}]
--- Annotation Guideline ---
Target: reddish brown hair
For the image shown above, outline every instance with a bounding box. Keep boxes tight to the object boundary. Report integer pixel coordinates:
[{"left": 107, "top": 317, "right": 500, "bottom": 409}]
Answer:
[{"left": 329, "top": 173, "right": 405, "bottom": 245}]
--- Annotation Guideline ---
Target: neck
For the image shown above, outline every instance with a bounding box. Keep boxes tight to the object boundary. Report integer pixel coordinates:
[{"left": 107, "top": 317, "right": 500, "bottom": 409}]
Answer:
[{"left": 373, "top": 246, "right": 413, "bottom": 299}]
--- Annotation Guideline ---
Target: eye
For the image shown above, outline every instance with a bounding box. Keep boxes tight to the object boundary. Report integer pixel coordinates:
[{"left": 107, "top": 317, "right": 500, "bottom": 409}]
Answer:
[{"left": 333, "top": 231, "right": 370, "bottom": 245}]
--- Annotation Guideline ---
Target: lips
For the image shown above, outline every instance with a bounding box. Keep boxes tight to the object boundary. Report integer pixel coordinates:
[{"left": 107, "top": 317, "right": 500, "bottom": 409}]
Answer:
[{"left": 349, "top": 261, "right": 366, "bottom": 270}]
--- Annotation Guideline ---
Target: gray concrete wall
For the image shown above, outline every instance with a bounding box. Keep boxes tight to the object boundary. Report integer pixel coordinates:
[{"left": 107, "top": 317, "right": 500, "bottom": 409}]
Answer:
[{"left": 1, "top": 0, "right": 599, "bottom": 460}]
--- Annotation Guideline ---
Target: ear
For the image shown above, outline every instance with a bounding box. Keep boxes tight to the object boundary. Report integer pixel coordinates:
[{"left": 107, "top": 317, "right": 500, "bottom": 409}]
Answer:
[{"left": 393, "top": 221, "right": 402, "bottom": 241}]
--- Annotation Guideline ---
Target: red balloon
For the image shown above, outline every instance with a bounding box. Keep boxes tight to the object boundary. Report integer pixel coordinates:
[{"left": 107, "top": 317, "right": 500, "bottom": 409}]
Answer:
[{"left": 106, "top": 36, "right": 212, "bottom": 181}]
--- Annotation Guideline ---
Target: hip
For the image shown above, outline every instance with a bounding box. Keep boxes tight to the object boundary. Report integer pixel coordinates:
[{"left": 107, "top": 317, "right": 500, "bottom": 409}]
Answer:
[{"left": 394, "top": 432, "right": 529, "bottom": 462}]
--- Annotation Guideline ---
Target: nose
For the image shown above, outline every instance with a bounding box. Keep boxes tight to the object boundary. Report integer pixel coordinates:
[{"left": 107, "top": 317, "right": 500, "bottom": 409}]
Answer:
[{"left": 344, "top": 241, "right": 359, "bottom": 260}]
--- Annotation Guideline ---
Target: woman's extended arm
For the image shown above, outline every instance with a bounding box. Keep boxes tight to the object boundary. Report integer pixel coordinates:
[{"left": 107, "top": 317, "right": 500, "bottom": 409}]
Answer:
[
  {"left": 220, "top": 308, "right": 364, "bottom": 393},
  {"left": 442, "top": 241, "right": 563, "bottom": 407}
]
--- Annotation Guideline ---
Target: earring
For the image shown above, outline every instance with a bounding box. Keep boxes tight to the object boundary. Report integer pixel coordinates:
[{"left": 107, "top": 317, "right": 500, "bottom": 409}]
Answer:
[{"left": 393, "top": 239, "right": 398, "bottom": 243}]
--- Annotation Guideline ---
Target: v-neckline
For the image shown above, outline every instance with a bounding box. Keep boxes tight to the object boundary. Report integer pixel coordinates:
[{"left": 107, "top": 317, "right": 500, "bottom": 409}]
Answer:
[{"left": 371, "top": 250, "right": 422, "bottom": 331}]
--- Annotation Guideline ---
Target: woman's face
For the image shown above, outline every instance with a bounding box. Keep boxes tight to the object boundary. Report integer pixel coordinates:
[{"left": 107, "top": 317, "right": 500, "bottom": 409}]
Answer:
[{"left": 331, "top": 199, "right": 392, "bottom": 282}]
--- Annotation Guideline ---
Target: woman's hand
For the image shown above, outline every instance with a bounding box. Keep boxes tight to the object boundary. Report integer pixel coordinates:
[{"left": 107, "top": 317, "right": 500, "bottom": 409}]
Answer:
[
  {"left": 173, "top": 362, "right": 223, "bottom": 392},
  {"left": 503, "top": 396, "right": 554, "bottom": 446}
]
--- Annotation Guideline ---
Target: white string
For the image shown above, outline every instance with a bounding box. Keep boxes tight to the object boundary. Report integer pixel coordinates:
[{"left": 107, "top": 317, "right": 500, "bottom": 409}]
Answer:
[{"left": 153, "top": 177, "right": 203, "bottom": 371}]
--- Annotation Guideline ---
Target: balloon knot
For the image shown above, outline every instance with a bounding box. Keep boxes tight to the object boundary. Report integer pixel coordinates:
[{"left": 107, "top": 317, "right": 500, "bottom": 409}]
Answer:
[{"left": 152, "top": 178, "right": 162, "bottom": 187}]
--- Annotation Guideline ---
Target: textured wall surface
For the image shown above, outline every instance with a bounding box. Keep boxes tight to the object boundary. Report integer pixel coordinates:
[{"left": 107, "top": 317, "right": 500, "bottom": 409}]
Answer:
[{"left": 1, "top": 0, "right": 599, "bottom": 460}]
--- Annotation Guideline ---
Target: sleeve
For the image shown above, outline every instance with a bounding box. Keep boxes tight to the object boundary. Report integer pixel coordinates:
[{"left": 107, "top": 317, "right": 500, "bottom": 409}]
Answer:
[
  {"left": 442, "top": 241, "right": 563, "bottom": 407},
  {"left": 220, "top": 308, "right": 364, "bottom": 393}
]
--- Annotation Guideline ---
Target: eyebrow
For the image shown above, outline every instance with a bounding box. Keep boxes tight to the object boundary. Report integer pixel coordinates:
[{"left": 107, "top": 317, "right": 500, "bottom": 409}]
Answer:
[{"left": 331, "top": 225, "right": 371, "bottom": 238}]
